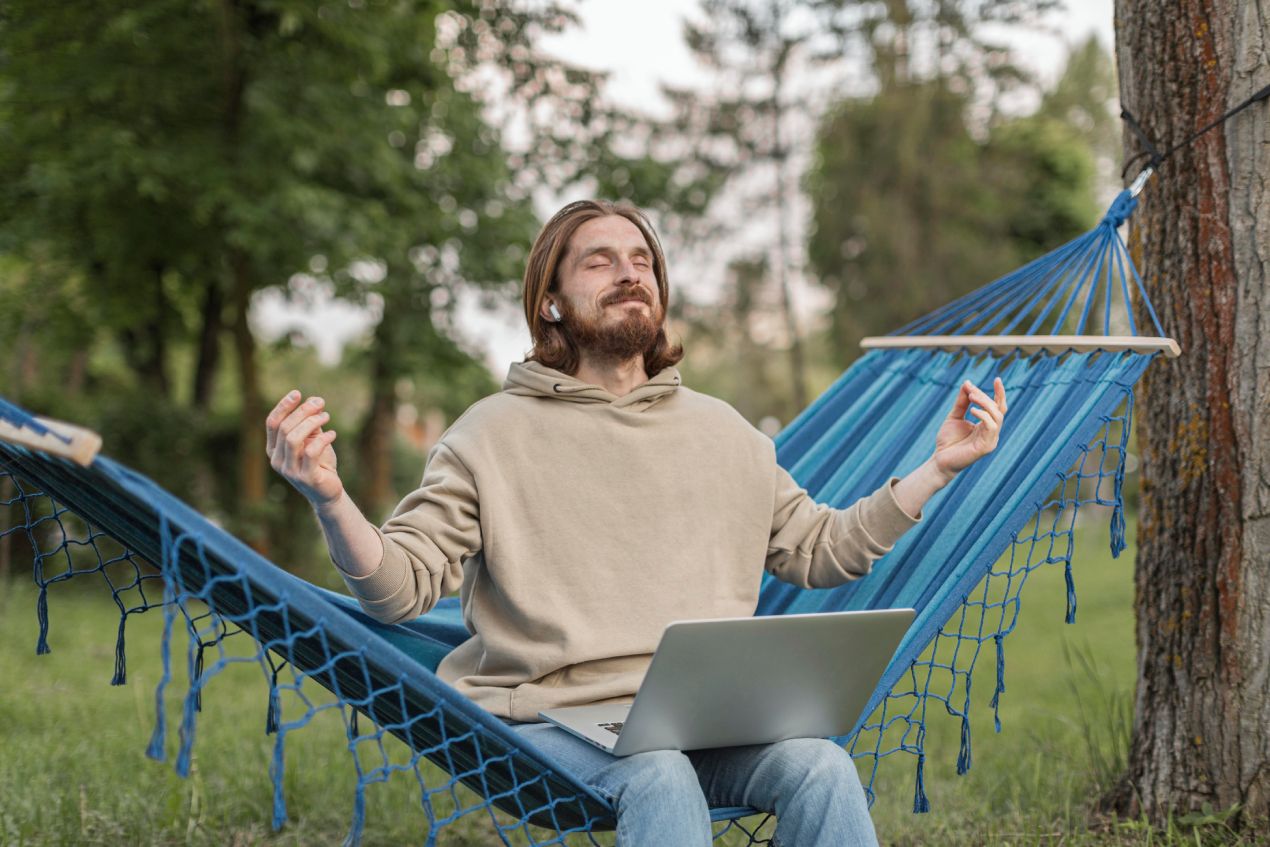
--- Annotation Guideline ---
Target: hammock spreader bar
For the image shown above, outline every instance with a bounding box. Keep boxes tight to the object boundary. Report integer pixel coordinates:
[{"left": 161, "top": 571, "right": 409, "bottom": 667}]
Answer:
[{"left": 860, "top": 335, "right": 1180, "bottom": 357}]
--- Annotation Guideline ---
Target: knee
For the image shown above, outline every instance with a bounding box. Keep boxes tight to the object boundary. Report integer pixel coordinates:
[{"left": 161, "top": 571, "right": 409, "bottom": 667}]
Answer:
[
  {"left": 607, "top": 750, "right": 711, "bottom": 847},
  {"left": 768, "top": 738, "right": 863, "bottom": 792},
  {"left": 611, "top": 749, "right": 708, "bottom": 820},
  {"left": 623, "top": 749, "right": 701, "bottom": 794}
]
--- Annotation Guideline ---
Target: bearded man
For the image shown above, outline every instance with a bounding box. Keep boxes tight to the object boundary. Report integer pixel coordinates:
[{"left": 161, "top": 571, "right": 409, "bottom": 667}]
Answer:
[{"left": 265, "top": 199, "right": 1008, "bottom": 846}]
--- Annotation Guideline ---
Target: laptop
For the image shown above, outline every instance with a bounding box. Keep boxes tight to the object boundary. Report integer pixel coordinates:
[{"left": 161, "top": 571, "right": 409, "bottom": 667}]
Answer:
[{"left": 537, "top": 607, "right": 915, "bottom": 756}]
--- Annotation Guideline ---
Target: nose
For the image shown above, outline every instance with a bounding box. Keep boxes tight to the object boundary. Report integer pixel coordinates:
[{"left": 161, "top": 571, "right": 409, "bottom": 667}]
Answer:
[{"left": 615, "top": 256, "right": 640, "bottom": 284}]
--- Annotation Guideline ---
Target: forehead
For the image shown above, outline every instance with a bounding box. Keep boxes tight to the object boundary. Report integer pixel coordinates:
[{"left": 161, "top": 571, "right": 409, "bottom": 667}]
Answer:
[{"left": 566, "top": 215, "right": 652, "bottom": 259}]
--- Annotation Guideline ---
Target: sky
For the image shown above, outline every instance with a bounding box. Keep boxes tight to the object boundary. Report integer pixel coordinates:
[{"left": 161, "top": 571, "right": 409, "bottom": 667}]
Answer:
[{"left": 255, "top": 0, "right": 1118, "bottom": 373}]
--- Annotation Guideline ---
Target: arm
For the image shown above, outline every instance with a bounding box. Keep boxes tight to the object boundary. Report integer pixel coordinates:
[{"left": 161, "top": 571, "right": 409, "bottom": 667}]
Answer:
[
  {"left": 766, "top": 377, "right": 1009, "bottom": 588},
  {"left": 767, "top": 467, "right": 920, "bottom": 589},
  {"left": 883, "top": 376, "right": 1010, "bottom": 518},
  {"left": 314, "top": 491, "right": 384, "bottom": 577},
  {"left": 265, "top": 390, "right": 479, "bottom": 623}
]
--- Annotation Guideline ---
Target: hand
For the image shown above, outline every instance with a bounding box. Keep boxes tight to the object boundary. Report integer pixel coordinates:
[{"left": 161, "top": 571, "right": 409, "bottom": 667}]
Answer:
[
  {"left": 932, "top": 378, "right": 1008, "bottom": 480},
  {"left": 265, "top": 389, "right": 343, "bottom": 507}
]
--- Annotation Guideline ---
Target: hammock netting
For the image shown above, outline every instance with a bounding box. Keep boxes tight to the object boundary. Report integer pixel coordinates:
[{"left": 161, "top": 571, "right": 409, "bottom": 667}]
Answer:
[{"left": 0, "top": 189, "right": 1166, "bottom": 845}]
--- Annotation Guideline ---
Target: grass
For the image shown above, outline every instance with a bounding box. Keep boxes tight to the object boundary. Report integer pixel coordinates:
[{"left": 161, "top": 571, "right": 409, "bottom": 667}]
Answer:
[{"left": 0, "top": 510, "right": 1253, "bottom": 845}]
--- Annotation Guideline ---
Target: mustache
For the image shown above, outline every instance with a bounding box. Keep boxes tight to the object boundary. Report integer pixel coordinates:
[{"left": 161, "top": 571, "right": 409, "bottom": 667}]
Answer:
[{"left": 600, "top": 288, "right": 655, "bottom": 307}]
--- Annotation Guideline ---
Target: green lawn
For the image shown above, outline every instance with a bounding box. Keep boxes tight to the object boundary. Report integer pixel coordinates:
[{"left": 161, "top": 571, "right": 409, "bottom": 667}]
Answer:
[{"left": 0, "top": 510, "right": 1250, "bottom": 845}]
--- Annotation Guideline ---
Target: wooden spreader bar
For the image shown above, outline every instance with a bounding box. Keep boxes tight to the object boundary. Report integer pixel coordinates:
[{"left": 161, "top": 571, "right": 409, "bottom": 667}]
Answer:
[
  {"left": 860, "top": 335, "right": 1181, "bottom": 358},
  {"left": 0, "top": 414, "right": 102, "bottom": 467}
]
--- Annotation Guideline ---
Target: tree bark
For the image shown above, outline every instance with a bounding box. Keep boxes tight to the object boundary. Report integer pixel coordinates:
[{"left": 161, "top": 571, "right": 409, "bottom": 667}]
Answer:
[
  {"left": 1113, "top": 0, "right": 1269, "bottom": 825},
  {"left": 770, "top": 32, "right": 807, "bottom": 411},
  {"left": 118, "top": 262, "right": 172, "bottom": 399},
  {"left": 192, "top": 276, "right": 224, "bottom": 410},
  {"left": 231, "top": 249, "right": 268, "bottom": 555},
  {"left": 357, "top": 319, "right": 398, "bottom": 525}
]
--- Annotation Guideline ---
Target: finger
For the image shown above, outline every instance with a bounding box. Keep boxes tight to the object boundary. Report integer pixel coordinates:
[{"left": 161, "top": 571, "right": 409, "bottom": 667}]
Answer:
[
  {"left": 967, "top": 387, "right": 1003, "bottom": 425},
  {"left": 303, "top": 428, "right": 337, "bottom": 459},
  {"left": 994, "top": 378, "right": 1008, "bottom": 415},
  {"left": 284, "top": 411, "right": 330, "bottom": 464},
  {"left": 265, "top": 389, "right": 302, "bottom": 453},
  {"left": 949, "top": 381, "right": 973, "bottom": 419},
  {"left": 279, "top": 396, "right": 326, "bottom": 440},
  {"left": 969, "top": 407, "right": 999, "bottom": 431}
]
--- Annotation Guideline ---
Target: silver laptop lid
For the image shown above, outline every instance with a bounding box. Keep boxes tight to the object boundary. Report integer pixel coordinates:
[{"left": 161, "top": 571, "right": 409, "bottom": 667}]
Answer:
[{"left": 550, "top": 608, "right": 913, "bottom": 756}]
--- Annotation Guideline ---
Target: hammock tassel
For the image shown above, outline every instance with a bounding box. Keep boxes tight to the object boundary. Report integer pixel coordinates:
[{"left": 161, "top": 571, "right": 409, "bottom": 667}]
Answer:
[
  {"left": 110, "top": 614, "right": 128, "bottom": 685},
  {"left": 912, "top": 727, "right": 930, "bottom": 813},
  {"left": 343, "top": 782, "right": 367, "bottom": 847},
  {"left": 956, "top": 714, "right": 972, "bottom": 775},
  {"left": 1064, "top": 560, "right": 1077, "bottom": 624},
  {"left": 989, "top": 634, "right": 1006, "bottom": 733},
  {"left": 146, "top": 569, "right": 179, "bottom": 763},
  {"left": 1110, "top": 501, "right": 1126, "bottom": 558},
  {"left": 270, "top": 730, "right": 289, "bottom": 830},
  {"left": 35, "top": 585, "right": 50, "bottom": 655},
  {"left": 266, "top": 668, "right": 281, "bottom": 735},
  {"left": 176, "top": 634, "right": 201, "bottom": 777},
  {"left": 1110, "top": 442, "right": 1128, "bottom": 559},
  {"left": 176, "top": 685, "right": 199, "bottom": 778}
]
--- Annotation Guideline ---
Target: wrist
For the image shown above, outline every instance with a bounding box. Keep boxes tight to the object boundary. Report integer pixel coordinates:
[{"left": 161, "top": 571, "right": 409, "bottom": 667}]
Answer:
[
  {"left": 312, "top": 489, "right": 347, "bottom": 521},
  {"left": 925, "top": 455, "right": 958, "bottom": 487}
]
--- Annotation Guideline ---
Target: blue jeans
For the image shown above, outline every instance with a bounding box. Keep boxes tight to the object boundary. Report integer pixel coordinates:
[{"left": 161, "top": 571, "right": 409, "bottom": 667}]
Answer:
[{"left": 511, "top": 723, "right": 878, "bottom": 847}]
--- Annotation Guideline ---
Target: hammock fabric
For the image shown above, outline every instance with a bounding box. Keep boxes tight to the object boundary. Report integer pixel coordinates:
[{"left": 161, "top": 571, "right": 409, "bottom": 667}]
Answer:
[{"left": 0, "top": 189, "right": 1168, "bottom": 845}]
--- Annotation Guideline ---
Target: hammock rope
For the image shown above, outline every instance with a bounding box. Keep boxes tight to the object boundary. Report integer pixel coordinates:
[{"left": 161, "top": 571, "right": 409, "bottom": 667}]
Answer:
[{"left": 0, "top": 187, "right": 1172, "bottom": 844}]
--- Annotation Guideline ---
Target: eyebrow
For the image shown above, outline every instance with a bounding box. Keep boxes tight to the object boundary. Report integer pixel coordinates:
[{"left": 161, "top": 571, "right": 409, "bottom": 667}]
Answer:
[{"left": 573, "top": 244, "right": 653, "bottom": 266}]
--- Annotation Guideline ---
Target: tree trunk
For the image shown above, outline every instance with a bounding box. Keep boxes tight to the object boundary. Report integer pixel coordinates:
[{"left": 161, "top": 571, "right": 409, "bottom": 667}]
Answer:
[
  {"left": 356, "top": 347, "right": 397, "bottom": 526},
  {"left": 771, "top": 50, "right": 807, "bottom": 411},
  {"left": 192, "top": 276, "right": 224, "bottom": 410},
  {"left": 118, "top": 262, "right": 172, "bottom": 399},
  {"left": 357, "top": 289, "right": 408, "bottom": 524},
  {"left": 1113, "top": 0, "right": 1269, "bottom": 826},
  {"left": 231, "top": 250, "right": 268, "bottom": 555}
]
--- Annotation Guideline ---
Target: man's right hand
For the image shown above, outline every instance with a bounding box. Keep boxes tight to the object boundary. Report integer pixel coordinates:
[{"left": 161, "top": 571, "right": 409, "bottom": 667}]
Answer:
[{"left": 266, "top": 390, "right": 343, "bottom": 508}]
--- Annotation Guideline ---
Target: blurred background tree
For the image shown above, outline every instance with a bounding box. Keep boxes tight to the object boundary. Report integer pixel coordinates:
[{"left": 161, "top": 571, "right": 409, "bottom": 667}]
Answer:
[
  {"left": 0, "top": 1, "right": 722, "bottom": 573},
  {"left": 805, "top": 41, "right": 1108, "bottom": 364},
  {"left": 661, "top": 0, "right": 1115, "bottom": 428},
  {"left": 0, "top": 0, "right": 1120, "bottom": 577}
]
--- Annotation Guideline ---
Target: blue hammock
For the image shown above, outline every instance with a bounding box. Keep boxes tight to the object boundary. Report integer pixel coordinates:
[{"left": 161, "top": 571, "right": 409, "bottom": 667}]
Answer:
[{"left": 0, "top": 188, "right": 1173, "bottom": 845}]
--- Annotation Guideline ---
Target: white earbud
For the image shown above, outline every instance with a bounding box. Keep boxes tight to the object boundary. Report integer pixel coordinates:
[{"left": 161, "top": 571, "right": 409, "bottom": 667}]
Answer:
[{"left": 548, "top": 303, "right": 563, "bottom": 322}]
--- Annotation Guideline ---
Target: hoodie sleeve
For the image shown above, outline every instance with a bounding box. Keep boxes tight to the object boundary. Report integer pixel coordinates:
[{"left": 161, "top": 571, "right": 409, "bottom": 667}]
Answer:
[
  {"left": 766, "top": 464, "right": 920, "bottom": 589},
  {"left": 336, "top": 442, "right": 480, "bottom": 624}
]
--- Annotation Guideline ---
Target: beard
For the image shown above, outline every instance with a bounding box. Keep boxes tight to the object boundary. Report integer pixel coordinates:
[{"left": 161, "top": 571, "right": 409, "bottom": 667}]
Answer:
[{"left": 559, "top": 289, "right": 663, "bottom": 364}]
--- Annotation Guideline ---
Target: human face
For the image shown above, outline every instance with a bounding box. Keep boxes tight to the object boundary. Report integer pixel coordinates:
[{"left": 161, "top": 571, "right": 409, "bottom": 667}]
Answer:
[{"left": 545, "top": 214, "right": 663, "bottom": 330}]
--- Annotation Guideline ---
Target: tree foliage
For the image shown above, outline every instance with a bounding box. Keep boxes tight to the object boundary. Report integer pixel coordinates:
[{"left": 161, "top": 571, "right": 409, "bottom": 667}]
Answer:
[
  {"left": 805, "top": 41, "right": 1108, "bottom": 364},
  {"left": 0, "top": 0, "right": 721, "bottom": 563}
]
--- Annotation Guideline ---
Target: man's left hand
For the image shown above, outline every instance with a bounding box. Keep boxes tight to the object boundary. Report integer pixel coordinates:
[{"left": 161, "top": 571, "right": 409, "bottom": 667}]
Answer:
[{"left": 932, "top": 377, "right": 1008, "bottom": 481}]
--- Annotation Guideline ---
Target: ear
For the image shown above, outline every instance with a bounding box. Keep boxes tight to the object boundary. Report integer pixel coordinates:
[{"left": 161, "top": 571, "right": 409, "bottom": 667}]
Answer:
[{"left": 541, "top": 300, "right": 561, "bottom": 323}]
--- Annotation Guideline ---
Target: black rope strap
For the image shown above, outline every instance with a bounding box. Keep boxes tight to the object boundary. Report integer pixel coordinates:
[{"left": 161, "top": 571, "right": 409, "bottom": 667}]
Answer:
[
  {"left": 1122, "top": 81, "right": 1270, "bottom": 182},
  {"left": 1120, "top": 82, "right": 1270, "bottom": 180}
]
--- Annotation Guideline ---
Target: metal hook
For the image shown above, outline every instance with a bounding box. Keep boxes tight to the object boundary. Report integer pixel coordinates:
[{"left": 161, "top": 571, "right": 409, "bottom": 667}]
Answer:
[{"left": 1128, "top": 166, "right": 1155, "bottom": 198}]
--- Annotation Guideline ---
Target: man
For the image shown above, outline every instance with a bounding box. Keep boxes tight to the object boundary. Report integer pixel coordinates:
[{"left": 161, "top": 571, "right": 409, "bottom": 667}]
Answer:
[{"left": 266, "top": 199, "right": 1008, "bottom": 845}]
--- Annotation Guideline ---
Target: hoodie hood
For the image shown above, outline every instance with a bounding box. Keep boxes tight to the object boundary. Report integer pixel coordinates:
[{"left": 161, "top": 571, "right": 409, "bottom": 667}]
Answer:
[{"left": 503, "top": 360, "right": 681, "bottom": 410}]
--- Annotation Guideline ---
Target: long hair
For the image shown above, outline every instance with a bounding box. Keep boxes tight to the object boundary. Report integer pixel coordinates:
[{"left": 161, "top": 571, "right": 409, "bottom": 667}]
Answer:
[{"left": 522, "top": 199, "right": 684, "bottom": 375}]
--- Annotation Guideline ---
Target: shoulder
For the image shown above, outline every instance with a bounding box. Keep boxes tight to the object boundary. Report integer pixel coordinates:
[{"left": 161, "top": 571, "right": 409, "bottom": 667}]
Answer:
[
  {"left": 434, "top": 391, "right": 524, "bottom": 447},
  {"left": 673, "top": 386, "right": 775, "bottom": 454}
]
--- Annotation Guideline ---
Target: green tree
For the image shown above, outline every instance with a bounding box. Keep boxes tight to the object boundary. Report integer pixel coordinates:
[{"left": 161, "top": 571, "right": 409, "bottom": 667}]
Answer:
[
  {"left": 0, "top": 0, "right": 730, "bottom": 560},
  {"left": 662, "top": 0, "right": 1061, "bottom": 417},
  {"left": 805, "top": 44, "right": 1103, "bottom": 365},
  {"left": 0, "top": 2, "right": 578, "bottom": 552}
]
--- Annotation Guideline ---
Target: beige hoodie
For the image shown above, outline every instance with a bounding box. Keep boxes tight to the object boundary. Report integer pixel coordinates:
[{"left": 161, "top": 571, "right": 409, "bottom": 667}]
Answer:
[{"left": 338, "top": 362, "right": 920, "bottom": 722}]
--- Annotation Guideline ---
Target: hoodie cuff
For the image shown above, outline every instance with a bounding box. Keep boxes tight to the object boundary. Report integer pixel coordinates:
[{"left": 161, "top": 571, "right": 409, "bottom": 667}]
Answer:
[
  {"left": 857, "top": 477, "right": 922, "bottom": 548},
  {"left": 333, "top": 525, "right": 410, "bottom": 603}
]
